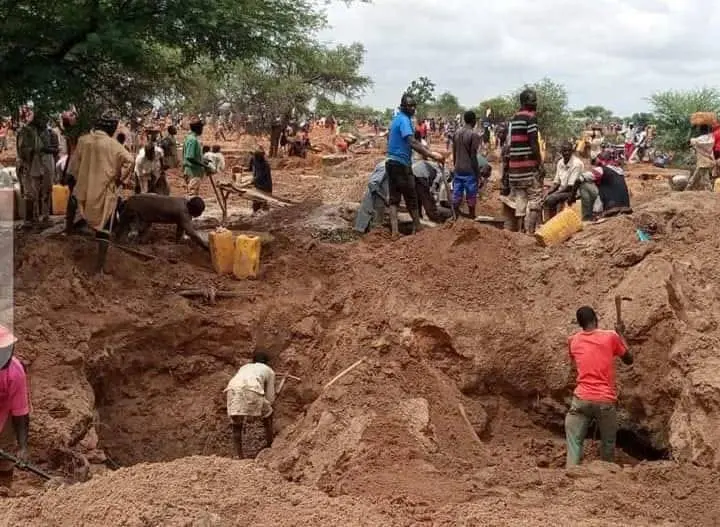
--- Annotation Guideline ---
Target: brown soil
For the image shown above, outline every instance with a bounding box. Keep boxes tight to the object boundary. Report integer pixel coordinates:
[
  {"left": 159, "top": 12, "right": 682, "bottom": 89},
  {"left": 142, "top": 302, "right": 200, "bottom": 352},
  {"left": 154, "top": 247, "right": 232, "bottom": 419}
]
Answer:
[{"left": 2, "top": 129, "right": 720, "bottom": 526}]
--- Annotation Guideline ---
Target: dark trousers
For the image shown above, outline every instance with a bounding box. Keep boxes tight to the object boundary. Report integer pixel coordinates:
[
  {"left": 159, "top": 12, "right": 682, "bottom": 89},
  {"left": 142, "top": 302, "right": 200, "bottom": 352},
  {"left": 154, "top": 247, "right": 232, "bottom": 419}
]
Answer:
[{"left": 386, "top": 160, "right": 417, "bottom": 212}]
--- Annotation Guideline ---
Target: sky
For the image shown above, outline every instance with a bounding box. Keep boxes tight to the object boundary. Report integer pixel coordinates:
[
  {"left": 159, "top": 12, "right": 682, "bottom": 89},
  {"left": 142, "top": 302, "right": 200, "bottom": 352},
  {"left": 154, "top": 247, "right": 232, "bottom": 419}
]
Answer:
[{"left": 320, "top": 0, "right": 720, "bottom": 115}]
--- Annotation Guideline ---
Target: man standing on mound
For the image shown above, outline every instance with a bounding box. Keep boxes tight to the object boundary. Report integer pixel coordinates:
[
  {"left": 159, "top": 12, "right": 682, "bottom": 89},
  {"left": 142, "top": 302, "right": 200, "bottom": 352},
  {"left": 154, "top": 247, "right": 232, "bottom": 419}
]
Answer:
[
  {"left": 225, "top": 351, "right": 276, "bottom": 458},
  {"left": 386, "top": 93, "right": 445, "bottom": 237},
  {"left": 565, "top": 306, "right": 633, "bottom": 467}
]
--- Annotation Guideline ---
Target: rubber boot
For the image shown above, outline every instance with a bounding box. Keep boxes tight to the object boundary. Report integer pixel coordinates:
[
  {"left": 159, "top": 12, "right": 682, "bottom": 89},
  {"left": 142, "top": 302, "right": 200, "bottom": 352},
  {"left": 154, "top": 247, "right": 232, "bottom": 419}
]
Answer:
[
  {"left": 389, "top": 205, "right": 400, "bottom": 238},
  {"left": 95, "top": 238, "right": 109, "bottom": 274},
  {"left": 468, "top": 205, "right": 476, "bottom": 219}
]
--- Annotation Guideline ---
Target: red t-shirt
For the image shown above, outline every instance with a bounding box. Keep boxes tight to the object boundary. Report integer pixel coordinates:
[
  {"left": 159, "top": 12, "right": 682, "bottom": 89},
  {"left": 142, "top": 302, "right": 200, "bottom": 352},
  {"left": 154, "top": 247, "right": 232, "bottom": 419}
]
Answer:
[{"left": 568, "top": 329, "right": 627, "bottom": 403}]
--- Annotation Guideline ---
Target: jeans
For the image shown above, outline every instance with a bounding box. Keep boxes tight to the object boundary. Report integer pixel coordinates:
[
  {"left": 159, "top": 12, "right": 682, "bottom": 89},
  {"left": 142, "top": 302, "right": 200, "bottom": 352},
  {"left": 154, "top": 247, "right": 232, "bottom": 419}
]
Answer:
[{"left": 565, "top": 396, "right": 617, "bottom": 467}]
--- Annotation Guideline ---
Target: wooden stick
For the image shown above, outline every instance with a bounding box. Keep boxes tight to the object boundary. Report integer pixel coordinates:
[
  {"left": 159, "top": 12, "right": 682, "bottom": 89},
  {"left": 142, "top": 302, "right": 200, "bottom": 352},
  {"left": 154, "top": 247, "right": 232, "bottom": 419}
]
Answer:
[
  {"left": 324, "top": 357, "right": 366, "bottom": 391},
  {"left": 458, "top": 403, "right": 483, "bottom": 446},
  {"left": 277, "top": 376, "right": 287, "bottom": 395},
  {"left": 276, "top": 373, "right": 302, "bottom": 381},
  {"left": 113, "top": 243, "right": 158, "bottom": 261}
]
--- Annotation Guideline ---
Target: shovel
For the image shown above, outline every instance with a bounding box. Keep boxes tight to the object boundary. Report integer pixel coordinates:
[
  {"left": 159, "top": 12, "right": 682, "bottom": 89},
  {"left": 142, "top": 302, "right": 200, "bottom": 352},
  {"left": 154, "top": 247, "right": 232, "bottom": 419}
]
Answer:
[{"left": 0, "top": 449, "right": 52, "bottom": 480}]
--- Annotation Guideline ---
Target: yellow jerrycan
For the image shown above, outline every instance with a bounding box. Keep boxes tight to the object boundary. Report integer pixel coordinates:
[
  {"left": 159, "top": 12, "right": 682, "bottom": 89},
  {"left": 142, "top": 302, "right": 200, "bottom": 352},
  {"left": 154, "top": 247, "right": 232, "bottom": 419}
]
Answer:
[
  {"left": 535, "top": 206, "right": 583, "bottom": 247},
  {"left": 233, "top": 234, "right": 261, "bottom": 279},
  {"left": 52, "top": 185, "right": 70, "bottom": 216},
  {"left": 209, "top": 227, "right": 235, "bottom": 275},
  {"left": 714, "top": 178, "right": 720, "bottom": 192}
]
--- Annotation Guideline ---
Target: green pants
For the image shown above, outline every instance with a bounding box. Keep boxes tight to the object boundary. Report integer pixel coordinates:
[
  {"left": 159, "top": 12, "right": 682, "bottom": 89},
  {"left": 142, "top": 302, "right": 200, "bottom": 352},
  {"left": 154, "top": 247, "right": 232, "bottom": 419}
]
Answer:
[
  {"left": 565, "top": 396, "right": 617, "bottom": 467},
  {"left": 577, "top": 182, "right": 598, "bottom": 221}
]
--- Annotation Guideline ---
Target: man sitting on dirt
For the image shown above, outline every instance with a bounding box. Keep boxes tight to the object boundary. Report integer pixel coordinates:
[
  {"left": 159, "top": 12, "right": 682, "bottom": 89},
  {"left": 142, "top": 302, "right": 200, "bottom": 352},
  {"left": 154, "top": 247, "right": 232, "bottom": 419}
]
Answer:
[
  {"left": 566, "top": 306, "right": 633, "bottom": 467},
  {"left": 114, "top": 194, "right": 209, "bottom": 251},
  {"left": 386, "top": 93, "right": 445, "bottom": 237},
  {"left": 0, "top": 325, "right": 30, "bottom": 490},
  {"left": 225, "top": 351, "right": 277, "bottom": 458},
  {"left": 544, "top": 141, "right": 584, "bottom": 219}
]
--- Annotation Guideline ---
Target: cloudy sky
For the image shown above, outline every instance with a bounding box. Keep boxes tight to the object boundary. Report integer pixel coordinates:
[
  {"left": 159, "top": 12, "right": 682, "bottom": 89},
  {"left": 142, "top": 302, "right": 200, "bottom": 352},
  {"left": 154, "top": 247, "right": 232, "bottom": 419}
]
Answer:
[{"left": 320, "top": 0, "right": 720, "bottom": 115}]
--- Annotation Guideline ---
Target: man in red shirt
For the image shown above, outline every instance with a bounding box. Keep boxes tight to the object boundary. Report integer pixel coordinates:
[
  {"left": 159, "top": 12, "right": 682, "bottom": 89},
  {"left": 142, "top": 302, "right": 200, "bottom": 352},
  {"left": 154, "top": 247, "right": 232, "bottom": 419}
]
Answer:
[
  {"left": 0, "top": 325, "right": 30, "bottom": 489},
  {"left": 566, "top": 306, "right": 633, "bottom": 467}
]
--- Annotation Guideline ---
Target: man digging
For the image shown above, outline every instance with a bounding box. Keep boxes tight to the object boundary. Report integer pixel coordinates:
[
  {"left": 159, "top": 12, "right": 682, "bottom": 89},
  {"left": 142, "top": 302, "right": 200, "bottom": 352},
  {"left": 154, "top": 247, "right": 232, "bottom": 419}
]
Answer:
[
  {"left": 225, "top": 351, "right": 276, "bottom": 458},
  {"left": 565, "top": 306, "right": 633, "bottom": 467}
]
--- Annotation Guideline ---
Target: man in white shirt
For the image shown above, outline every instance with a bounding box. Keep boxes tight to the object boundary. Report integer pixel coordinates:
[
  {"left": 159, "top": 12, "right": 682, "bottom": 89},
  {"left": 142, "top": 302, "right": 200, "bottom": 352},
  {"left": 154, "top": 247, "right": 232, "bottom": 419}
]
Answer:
[
  {"left": 134, "top": 142, "right": 164, "bottom": 194},
  {"left": 544, "top": 141, "right": 584, "bottom": 217},
  {"left": 225, "top": 351, "right": 276, "bottom": 458}
]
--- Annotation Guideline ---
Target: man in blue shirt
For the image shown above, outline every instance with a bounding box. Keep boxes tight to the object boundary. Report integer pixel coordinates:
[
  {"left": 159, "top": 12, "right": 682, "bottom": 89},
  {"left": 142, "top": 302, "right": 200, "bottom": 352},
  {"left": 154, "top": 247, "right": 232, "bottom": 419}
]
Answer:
[{"left": 386, "top": 93, "right": 444, "bottom": 237}]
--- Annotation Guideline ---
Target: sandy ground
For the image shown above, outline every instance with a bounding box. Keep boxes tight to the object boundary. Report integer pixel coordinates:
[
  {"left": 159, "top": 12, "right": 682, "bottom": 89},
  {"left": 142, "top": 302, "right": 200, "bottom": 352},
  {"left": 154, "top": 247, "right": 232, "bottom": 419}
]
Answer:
[{"left": 1, "top": 127, "right": 720, "bottom": 526}]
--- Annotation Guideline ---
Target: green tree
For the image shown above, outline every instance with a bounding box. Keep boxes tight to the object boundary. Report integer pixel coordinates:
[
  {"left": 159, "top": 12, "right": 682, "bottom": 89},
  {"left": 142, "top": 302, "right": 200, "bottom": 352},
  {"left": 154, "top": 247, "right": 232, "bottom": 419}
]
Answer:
[
  {"left": 428, "top": 91, "right": 463, "bottom": 118},
  {"left": 186, "top": 41, "right": 371, "bottom": 132},
  {"left": 572, "top": 105, "right": 614, "bottom": 122},
  {"left": 649, "top": 88, "right": 720, "bottom": 154},
  {"left": 0, "top": 0, "right": 359, "bottom": 119},
  {"left": 476, "top": 97, "right": 515, "bottom": 123},
  {"left": 405, "top": 76, "right": 436, "bottom": 106},
  {"left": 628, "top": 112, "right": 655, "bottom": 128}
]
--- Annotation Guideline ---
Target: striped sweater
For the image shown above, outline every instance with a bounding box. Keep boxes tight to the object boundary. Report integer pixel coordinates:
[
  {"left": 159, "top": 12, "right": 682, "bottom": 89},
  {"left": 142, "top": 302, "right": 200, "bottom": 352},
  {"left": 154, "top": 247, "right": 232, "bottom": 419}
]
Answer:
[{"left": 508, "top": 110, "right": 541, "bottom": 188}]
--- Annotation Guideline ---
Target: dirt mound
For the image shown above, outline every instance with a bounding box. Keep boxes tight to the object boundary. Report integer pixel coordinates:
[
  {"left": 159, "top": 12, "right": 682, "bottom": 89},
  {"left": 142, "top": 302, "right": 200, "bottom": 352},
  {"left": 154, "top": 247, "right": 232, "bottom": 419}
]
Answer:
[{"left": 1, "top": 457, "right": 395, "bottom": 526}]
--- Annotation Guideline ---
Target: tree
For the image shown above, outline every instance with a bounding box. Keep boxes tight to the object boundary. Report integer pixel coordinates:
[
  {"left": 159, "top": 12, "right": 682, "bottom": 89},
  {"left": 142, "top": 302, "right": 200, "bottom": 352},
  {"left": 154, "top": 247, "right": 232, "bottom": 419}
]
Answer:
[
  {"left": 628, "top": 112, "right": 655, "bottom": 128},
  {"left": 428, "top": 92, "right": 463, "bottom": 118},
  {"left": 476, "top": 97, "right": 515, "bottom": 123},
  {"left": 0, "top": 0, "right": 356, "bottom": 120},
  {"left": 649, "top": 88, "right": 720, "bottom": 154},
  {"left": 572, "top": 105, "right": 614, "bottom": 122},
  {"left": 185, "top": 41, "right": 371, "bottom": 132},
  {"left": 405, "top": 76, "right": 436, "bottom": 106}
]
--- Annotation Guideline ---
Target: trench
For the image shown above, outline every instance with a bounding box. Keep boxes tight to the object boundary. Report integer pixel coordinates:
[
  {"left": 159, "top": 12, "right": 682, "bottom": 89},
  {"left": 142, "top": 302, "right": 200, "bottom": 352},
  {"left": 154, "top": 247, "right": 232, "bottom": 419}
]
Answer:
[{"left": 84, "top": 318, "right": 310, "bottom": 467}]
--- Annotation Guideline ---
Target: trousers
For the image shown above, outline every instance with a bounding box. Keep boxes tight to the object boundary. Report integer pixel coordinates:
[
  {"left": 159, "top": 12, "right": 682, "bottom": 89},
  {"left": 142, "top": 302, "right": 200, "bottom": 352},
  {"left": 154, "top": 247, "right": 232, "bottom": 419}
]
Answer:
[{"left": 565, "top": 396, "right": 617, "bottom": 467}]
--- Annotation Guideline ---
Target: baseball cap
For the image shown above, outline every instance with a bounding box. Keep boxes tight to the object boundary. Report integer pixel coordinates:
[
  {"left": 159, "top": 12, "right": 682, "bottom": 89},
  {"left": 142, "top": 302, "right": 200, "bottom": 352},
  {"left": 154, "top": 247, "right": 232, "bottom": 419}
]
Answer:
[{"left": 0, "top": 325, "right": 17, "bottom": 368}]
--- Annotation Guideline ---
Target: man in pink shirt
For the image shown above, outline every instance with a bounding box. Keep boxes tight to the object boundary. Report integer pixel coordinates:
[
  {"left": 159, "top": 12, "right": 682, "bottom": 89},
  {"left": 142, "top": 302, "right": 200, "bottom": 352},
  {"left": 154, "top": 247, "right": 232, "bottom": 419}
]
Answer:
[
  {"left": 566, "top": 306, "right": 633, "bottom": 467},
  {"left": 0, "top": 325, "right": 30, "bottom": 488}
]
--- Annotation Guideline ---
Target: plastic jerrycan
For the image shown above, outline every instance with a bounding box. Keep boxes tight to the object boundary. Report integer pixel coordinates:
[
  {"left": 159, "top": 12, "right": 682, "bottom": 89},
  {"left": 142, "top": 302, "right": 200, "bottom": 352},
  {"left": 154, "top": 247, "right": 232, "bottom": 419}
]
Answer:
[
  {"left": 209, "top": 227, "right": 235, "bottom": 275},
  {"left": 52, "top": 185, "right": 70, "bottom": 216},
  {"left": 233, "top": 235, "right": 261, "bottom": 279},
  {"left": 535, "top": 207, "right": 583, "bottom": 247}
]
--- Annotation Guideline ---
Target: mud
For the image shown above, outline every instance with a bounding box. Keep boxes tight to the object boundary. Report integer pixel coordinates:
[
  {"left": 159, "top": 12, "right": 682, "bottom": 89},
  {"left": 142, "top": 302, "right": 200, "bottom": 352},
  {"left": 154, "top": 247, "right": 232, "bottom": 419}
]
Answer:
[{"left": 3, "top": 127, "right": 720, "bottom": 525}]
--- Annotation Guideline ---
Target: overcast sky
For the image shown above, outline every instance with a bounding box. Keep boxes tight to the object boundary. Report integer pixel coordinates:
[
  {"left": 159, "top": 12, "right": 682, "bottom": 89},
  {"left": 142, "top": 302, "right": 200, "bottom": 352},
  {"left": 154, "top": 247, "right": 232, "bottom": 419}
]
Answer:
[{"left": 320, "top": 0, "right": 720, "bottom": 115}]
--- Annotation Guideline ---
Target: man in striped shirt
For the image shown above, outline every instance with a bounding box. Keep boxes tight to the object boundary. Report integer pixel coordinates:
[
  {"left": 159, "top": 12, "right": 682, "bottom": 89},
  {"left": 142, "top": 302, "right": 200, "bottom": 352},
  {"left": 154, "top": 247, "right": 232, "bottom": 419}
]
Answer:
[{"left": 507, "top": 89, "right": 545, "bottom": 233}]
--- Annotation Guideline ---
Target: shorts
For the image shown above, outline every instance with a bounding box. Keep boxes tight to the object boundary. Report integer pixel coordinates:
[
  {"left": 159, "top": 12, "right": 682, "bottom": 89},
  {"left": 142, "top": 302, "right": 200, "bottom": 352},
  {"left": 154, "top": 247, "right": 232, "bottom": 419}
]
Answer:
[
  {"left": 226, "top": 388, "right": 273, "bottom": 419},
  {"left": 186, "top": 175, "right": 203, "bottom": 197},
  {"left": 452, "top": 173, "right": 479, "bottom": 207},
  {"left": 510, "top": 183, "right": 542, "bottom": 218},
  {"left": 0, "top": 420, "right": 16, "bottom": 471},
  {"left": 386, "top": 160, "right": 418, "bottom": 211}
]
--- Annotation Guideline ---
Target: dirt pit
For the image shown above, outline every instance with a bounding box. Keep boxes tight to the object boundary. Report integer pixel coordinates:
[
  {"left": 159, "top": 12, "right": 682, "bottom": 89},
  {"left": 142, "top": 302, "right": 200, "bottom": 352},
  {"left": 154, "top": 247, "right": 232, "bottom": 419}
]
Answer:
[{"left": 5, "top": 129, "right": 720, "bottom": 525}]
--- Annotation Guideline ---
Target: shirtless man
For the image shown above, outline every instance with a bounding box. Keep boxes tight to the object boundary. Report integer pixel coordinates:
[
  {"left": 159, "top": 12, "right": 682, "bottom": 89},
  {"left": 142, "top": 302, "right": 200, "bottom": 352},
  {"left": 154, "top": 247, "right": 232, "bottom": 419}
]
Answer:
[{"left": 114, "top": 194, "right": 209, "bottom": 250}]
